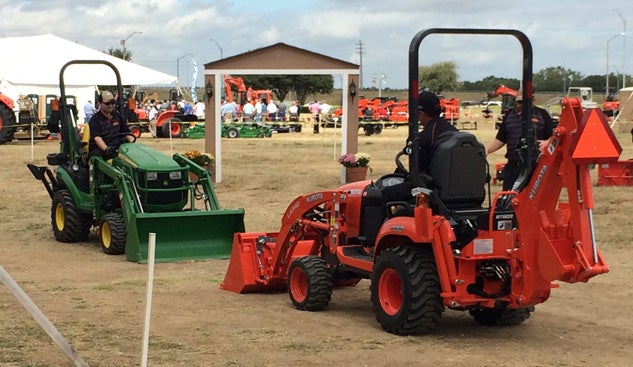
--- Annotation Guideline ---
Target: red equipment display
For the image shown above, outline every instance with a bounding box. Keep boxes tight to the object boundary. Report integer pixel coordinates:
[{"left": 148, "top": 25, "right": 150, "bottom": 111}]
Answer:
[{"left": 221, "top": 29, "right": 622, "bottom": 335}]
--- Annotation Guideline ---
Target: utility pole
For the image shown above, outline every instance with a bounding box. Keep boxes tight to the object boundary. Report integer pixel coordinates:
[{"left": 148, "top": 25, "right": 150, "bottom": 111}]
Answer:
[
  {"left": 356, "top": 40, "right": 364, "bottom": 89},
  {"left": 614, "top": 9, "right": 626, "bottom": 88}
]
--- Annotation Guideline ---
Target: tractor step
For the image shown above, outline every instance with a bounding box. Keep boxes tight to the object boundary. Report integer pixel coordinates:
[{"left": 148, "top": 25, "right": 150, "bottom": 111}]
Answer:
[{"left": 341, "top": 246, "right": 374, "bottom": 262}]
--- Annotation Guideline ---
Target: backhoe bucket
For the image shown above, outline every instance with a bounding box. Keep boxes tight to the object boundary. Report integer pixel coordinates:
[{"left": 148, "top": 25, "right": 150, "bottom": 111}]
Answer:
[
  {"left": 220, "top": 232, "right": 288, "bottom": 293},
  {"left": 124, "top": 209, "right": 245, "bottom": 263}
]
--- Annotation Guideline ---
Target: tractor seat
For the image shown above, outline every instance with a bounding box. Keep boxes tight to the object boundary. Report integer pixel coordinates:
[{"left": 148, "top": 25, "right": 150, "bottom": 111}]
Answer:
[{"left": 429, "top": 131, "right": 487, "bottom": 210}]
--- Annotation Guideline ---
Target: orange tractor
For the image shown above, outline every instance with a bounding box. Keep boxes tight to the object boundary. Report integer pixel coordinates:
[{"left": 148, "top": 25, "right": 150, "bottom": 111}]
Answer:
[{"left": 220, "top": 28, "right": 621, "bottom": 334}]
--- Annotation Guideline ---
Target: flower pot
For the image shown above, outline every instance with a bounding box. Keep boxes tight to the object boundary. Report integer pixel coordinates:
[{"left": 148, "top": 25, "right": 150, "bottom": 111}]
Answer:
[{"left": 346, "top": 166, "right": 368, "bottom": 183}]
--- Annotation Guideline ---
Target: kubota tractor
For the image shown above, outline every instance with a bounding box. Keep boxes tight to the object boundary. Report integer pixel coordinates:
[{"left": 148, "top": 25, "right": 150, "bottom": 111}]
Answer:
[
  {"left": 27, "top": 60, "right": 245, "bottom": 263},
  {"left": 220, "top": 29, "right": 622, "bottom": 335}
]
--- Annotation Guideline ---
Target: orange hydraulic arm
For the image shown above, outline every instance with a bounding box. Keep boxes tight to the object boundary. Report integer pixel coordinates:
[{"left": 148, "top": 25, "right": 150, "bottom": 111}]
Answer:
[
  {"left": 509, "top": 97, "right": 621, "bottom": 305},
  {"left": 223, "top": 75, "right": 247, "bottom": 103}
]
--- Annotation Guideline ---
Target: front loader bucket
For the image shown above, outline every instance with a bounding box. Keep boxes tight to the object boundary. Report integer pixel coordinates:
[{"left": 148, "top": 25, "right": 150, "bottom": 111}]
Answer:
[
  {"left": 124, "top": 209, "right": 245, "bottom": 263},
  {"left": 220, "top": 232, "right": 287, "bottom": 293}
]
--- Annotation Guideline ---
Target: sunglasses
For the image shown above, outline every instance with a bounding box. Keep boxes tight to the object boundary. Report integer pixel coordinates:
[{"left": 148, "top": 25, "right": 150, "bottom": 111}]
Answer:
[{"left": 103, "top": 101, "right": 116, "bottom": 106}]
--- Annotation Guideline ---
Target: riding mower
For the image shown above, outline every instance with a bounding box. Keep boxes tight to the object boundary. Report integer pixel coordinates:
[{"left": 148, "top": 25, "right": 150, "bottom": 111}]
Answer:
[
  {"left": 27, "top": 60, "right": 245, "bottom": 263},
  {"left": 220, "top": 29, "right": 621, "bottom": 334}
]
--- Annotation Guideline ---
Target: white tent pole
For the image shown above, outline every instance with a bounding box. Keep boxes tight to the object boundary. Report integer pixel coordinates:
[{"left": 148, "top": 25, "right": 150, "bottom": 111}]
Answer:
[{"left": 141, "top": 233, "right": 156, "bottom": 367}]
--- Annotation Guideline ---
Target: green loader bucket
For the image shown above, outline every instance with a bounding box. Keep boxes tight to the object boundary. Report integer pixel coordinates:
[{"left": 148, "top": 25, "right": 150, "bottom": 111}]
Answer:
[{"left": 124, "top": 209, "right": 245, "bottom": 263}]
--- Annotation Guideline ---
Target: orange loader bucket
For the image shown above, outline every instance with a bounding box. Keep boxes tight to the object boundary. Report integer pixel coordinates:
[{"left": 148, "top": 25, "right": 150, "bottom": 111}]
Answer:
[{"left": 220, "top": 232, "right": 287, "bottom": 293}]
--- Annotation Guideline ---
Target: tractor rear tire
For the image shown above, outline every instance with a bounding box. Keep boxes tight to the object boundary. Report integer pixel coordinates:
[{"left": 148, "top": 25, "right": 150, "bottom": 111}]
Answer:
[
  {"left": 99, "top": 213, "right": 126, "bottom": 255},
  {"left": 0, "top": 103, "right": 17, "bottom": 144},
  {"left": 51, "top": 190, "right": 92, "bottom": 243},
  {"left": 161, "top": 118, "right": 182, "bottom": 138},
  {"left": 371, "top": 246, "right": 444, "bottom": 335},
  {"left": 287, "top": 256, "right": 333, "bottom": 311},
  {"left": 469, "top": 306, "right": 535, "bottom": 326}
]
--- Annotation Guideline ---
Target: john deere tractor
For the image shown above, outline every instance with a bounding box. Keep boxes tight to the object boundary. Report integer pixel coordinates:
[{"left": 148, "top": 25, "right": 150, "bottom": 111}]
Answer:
[{"left": 28, "top": 60, "right": 244, "bottom": 263}]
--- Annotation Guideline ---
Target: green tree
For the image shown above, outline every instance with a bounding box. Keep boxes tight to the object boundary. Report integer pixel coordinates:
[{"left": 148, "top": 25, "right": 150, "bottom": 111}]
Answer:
[
  {"left": 104, "top": 47, "right": 132, "bottom": 61},
  {"left": 242, "top": 75, "right": 333, "bottom": 105},
  {"left": 461, "top": 75, "right": 519, "bottom": 92},
  {"left": 533, "top": 66, "right": 580, "bottom": 93},
  {"left": 418, "top": 61, "right": 459, "bottom": 94}
]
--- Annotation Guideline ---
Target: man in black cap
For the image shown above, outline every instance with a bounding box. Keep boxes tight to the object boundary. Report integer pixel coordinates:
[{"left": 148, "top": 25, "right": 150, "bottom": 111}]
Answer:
[
  {"left": 486, "top": 91, "right": 552, "bottom": 191},
  {"left": 88, "top": 91, "right": 134, "bottom": 159},
  {"left": 415, "top": 91, "right": 458, "bottom": 173}
]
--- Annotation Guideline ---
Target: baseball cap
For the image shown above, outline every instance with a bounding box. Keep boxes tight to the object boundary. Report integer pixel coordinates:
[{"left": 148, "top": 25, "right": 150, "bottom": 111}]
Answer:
[
  {"left": 418, "top": 91, "right": 441, "bottom": 116},
  {"left": 99, "top": 91, "right": 115, "bottom": 103}
]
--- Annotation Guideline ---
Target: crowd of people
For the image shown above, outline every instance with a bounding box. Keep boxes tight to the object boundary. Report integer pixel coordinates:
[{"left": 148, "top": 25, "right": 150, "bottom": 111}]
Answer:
[{"left": 218, "top": 98, "right": 309, "bottom": 123}]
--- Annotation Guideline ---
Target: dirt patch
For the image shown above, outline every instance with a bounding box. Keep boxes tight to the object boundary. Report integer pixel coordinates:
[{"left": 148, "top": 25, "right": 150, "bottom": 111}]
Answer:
[{"left": 1, "top": 125, "right": 632, "bottom": 366}]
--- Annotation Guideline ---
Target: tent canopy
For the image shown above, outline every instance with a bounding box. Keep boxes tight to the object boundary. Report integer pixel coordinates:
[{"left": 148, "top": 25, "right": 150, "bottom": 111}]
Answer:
[{"left": 0, "top": 34, "right": 176, "bottom": 86}]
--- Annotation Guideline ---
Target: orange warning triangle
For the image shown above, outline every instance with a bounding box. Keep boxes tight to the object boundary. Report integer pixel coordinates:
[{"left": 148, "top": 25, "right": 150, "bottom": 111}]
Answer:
[{"left": 571, "top": 109, "right": 622, "bottom": 164}]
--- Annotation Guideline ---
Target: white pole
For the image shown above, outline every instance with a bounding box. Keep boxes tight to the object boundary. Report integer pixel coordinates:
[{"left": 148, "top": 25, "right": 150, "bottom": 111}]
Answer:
[
  {"left": 31, "top": 123, "right": 35, "bottom": 161},
  {"left": 0, "top": 265, "right": 89, "bottom": 367},
  {"left": 141, "top": 233, "right": 156, "bottom": 367}
]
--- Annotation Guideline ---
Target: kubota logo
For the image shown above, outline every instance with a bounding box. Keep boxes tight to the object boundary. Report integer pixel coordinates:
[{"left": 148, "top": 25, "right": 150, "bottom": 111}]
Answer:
[
  {"left": 529, "top": 165, "right": 548, "bottom": 200},
  {"left": 306, "top": 193, "right": 323, "bottom": 203}
]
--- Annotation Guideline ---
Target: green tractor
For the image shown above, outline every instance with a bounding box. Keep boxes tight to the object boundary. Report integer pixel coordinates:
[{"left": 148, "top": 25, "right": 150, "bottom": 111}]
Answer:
[{"left": 27, "top": 60, "right": 245, "bottom": 263}]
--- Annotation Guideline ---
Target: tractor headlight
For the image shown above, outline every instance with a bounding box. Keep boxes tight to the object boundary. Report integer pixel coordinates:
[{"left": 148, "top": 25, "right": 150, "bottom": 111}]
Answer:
[
  {"left": 147, "top": 172, "right": 158, "bottom": 181},
  {"left": 169, "top": 171, "right": 182, "bottom": 180}
]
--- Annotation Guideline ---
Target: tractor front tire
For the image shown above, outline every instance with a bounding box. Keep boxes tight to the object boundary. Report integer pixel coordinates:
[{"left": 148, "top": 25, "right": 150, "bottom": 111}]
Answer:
[
  {"left": 469, "top": 306, "right": 534, "bottom": 327},
  {"left": 371, "top": 246, "right": 444, "bottom": 335},
  {"left": 51, "top": 190, "right": 92, "bottom": 243},
  {"left": 288, "top": 256, "right": 333, "bottom": 311},
  {"left": 99, "top": 213, "right": 126, "bottom": 255}
]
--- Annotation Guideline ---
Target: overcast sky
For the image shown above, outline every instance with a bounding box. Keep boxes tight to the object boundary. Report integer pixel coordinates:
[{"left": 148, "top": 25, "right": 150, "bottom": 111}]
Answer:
[{"left": 1, "top": 0, "right": 632, "bottom": 90}]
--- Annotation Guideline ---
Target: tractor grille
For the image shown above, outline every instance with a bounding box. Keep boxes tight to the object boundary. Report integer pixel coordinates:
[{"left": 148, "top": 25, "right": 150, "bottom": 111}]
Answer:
[
  {"left": 136, "top": 171, "right": 187, "bottom": 207},
  {"left": 137, "top": 171, "right": 185, "bottom": 189},
  {"left": 146, "top": 191, "right": 187, "bottom": 206}
]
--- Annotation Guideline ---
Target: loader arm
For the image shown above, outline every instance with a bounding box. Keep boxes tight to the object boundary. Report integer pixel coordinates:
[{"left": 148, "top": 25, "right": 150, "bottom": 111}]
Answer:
[
  {"left": 221, "top": 191, "right": 345, "bottom": 292},
  {"left": 263, "top": 191, "right": 342, "bottom": 281}
]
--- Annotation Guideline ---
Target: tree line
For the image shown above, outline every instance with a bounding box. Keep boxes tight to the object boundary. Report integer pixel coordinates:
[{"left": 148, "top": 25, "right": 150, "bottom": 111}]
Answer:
[{"left": 418, "top": 61, "right": 630, "bottom": 96}]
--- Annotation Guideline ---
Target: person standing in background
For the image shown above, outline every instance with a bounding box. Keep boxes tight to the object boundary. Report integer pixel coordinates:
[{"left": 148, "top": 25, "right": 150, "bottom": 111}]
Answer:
[{"left": 83, "top": 99, "right": 95, "bottom": 123}]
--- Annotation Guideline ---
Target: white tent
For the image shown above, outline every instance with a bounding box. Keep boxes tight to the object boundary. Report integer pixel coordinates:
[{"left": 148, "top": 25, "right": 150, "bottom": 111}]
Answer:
[
  {"left": 616, "top": 87, "right": 633, "bottom": 132},
  {"left": 0, "top": 34, "right": 176, "bottom": 121}
]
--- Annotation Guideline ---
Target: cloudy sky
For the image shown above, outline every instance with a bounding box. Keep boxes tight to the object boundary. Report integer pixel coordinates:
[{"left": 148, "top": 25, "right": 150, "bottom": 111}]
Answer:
[{"left": 1, "top": 0, "right": 632, "bottom": 89}]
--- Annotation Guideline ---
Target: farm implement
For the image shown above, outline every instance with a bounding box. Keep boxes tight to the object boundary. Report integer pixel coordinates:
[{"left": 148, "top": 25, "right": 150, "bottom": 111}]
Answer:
[
  {"left": 220, "top": 28, "right": 621, "bottom": 335},
  {"left": 27, "top": 60, "right": 244, "bottom": 263}
]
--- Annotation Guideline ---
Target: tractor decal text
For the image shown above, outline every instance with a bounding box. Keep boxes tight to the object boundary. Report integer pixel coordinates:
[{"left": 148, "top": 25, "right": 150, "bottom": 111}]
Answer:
[
  {"left": 286, "top": 201, "right": 300, "bottom": 219},
  {"left": 306, "top": 193, "right": 323, "bottom": 203},
  {"left": 391, "top": 225, "right": 404, "bottom": 232},
  {"left": 529, "top": 165, "right": 548, "bottom": 200},
  {"left": 347, "top": 188, "right": 362, "bottom": 196}
]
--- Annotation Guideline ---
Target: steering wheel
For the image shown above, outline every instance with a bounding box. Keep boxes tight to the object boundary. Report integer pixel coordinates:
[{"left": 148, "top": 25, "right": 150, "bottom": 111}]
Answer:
[
  {"left": 395, "top": 150, "right": 408, "bottom": 175},
  {"left": 107, "top": 132, "right": 137, "bottom": 153},
  {"left": 117, "top": 132, "right": 137, "bottom": 143}
]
